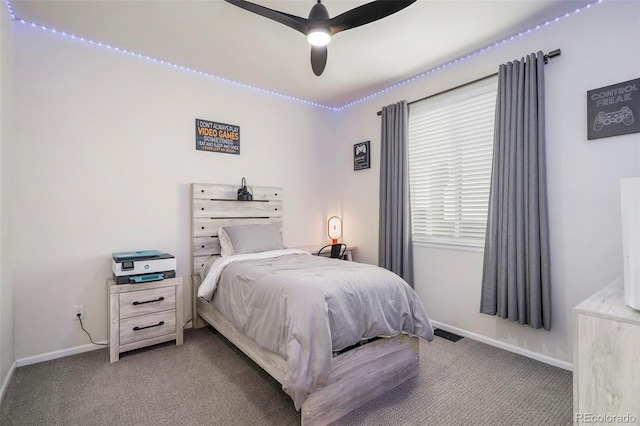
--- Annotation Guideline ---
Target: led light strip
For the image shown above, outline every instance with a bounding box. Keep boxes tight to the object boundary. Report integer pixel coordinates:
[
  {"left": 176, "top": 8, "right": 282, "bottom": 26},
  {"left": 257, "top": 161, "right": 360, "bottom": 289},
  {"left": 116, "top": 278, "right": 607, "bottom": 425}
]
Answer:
[
  {"left": 335, "top": 0, "right": 603, "bottom": 112},
  {"left": 4, "top": 0, "right": 603, "bottom": 112},
  {"left": 4, "top": 0, "right": 14, "bottom": 20},
  {"left": 3, "top": 1, "right": 336, "bottom": 111}
]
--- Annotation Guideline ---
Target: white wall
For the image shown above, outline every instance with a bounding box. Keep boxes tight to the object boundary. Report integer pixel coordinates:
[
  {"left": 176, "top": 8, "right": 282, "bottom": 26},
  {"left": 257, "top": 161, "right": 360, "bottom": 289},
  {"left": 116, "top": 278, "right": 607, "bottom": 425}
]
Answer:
[
  {"left": 336, "top": 0, "right": 640, "bottom": 365},
  {"left": 12, "top": 26, "right": 340, "bottom": 360},
  {"left": 0, "top": 0, "right": 16, "bottom": 395},
  {"left": 8, "top": 0, "right": 640, "bottom": 368}
]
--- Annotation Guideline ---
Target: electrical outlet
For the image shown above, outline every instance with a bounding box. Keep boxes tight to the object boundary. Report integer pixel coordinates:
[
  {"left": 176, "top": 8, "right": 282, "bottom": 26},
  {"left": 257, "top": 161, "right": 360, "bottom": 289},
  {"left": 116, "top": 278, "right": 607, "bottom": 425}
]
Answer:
[{"left": 74, "top": 305, "right": 85, "bottom": 320}]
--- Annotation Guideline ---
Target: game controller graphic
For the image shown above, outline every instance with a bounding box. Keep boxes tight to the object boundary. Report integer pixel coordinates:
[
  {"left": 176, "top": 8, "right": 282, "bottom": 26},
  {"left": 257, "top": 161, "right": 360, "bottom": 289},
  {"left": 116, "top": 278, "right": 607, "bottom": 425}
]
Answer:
[{"left": 593, "top": 106, "right": 634, "bottom": 131}]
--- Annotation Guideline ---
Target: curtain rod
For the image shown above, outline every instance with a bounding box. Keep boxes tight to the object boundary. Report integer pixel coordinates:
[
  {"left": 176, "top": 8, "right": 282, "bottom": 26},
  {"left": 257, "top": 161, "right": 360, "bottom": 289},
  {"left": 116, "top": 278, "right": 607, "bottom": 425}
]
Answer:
[{"left": 376, "top": 49, "right": 561, "bottom": 116}]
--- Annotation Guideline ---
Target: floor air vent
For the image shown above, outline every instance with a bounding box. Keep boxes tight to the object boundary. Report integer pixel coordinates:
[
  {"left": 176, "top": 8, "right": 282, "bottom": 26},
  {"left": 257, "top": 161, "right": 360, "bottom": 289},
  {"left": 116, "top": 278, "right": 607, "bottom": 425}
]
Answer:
[{"left": 433, "top": 328, "right": 464, "bottom": 342}]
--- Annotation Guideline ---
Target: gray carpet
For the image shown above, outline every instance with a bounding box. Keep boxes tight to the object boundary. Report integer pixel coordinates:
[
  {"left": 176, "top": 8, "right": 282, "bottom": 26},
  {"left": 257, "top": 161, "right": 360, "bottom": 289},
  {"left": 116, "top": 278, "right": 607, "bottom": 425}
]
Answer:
[{"left": 0, "top": 327, "right": 572, "bottom": 425}]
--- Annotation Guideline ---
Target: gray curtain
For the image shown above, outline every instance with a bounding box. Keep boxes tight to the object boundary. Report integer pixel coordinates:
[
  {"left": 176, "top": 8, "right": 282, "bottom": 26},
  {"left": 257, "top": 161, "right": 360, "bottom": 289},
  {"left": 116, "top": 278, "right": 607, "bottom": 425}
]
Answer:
[
  {"left": 480, "top": 52, "right": 552, "bottom": 331},
  {"left": 379, "top": 100, "right": 414, "bottom": 287}
]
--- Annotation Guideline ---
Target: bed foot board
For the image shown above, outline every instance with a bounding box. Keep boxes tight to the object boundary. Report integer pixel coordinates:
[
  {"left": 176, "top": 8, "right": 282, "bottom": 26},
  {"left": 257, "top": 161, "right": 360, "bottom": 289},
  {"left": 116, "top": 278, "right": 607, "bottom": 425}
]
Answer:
[{"left": 301, "top": 335, "right": 419, "bottom": 426}]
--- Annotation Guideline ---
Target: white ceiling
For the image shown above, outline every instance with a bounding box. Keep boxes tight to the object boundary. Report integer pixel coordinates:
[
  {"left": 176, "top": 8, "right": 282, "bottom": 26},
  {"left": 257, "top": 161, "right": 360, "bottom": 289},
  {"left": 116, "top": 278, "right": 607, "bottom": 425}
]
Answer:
[{"left": 10, "top": 0, "right": 596, "bottom": 108}]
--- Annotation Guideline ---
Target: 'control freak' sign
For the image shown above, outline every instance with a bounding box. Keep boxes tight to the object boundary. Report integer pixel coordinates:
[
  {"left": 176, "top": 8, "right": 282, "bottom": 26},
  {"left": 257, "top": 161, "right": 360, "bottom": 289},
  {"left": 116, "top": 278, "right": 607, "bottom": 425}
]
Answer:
[{"left": 587, "top": 78, "right": 639, "bottom": 140}]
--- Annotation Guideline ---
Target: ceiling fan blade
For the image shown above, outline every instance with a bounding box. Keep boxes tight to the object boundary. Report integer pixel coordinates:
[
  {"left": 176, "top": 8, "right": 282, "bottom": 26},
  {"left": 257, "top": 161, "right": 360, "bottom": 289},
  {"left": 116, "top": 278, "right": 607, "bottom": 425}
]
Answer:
[
  {"left": 226, "top": 0, "right": 414, "bottom": 77},
  {"left": 311, "top": 46, "right": 328, "bottom": 76},
  {"left": 328, "top": 0, "right": 417, "bottom": 35},
  {"left": 224, "top": 0, "right": 309, "bottom": 35}
]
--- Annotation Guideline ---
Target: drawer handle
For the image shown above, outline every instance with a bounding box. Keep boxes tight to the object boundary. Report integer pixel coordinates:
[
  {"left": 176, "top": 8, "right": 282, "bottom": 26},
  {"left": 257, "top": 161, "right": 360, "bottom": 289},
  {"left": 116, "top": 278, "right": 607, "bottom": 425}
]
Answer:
[
  {"left": 133, "top": 321, "right": 165, "bottom": 331},
  {"left": 132, "top": 296, "right": 165, "bottom": 306}
]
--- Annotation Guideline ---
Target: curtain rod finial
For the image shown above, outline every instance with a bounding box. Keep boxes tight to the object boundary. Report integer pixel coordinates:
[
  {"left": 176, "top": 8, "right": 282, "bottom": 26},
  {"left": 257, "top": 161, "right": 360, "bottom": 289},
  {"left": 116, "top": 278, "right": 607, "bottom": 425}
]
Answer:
[{"left": 544, "top": 48, "right": 561, "bottom": 64}]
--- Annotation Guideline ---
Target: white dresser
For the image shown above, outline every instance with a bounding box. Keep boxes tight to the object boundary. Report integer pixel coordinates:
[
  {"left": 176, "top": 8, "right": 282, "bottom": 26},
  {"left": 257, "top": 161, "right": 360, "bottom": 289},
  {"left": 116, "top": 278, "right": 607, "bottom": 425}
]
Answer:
[
  {"left": 573, "top": 277, "right": 640, "bottom": 423},
  {"left": 108, "top": 277, "right": 184, "bottom": 362}
]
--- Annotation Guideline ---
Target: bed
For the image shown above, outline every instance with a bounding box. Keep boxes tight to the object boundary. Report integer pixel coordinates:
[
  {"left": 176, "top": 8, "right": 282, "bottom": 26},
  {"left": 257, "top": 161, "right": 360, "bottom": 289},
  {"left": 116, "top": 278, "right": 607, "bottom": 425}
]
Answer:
[{"left": 191, "top": 183, "right": 433, "bottom": 425}]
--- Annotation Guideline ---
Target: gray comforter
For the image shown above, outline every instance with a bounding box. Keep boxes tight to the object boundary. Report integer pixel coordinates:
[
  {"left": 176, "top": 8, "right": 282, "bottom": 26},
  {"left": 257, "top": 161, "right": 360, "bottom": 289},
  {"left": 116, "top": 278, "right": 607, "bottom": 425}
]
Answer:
[{"left": 199, "top": 250, "right": 434, "bottom": 409}]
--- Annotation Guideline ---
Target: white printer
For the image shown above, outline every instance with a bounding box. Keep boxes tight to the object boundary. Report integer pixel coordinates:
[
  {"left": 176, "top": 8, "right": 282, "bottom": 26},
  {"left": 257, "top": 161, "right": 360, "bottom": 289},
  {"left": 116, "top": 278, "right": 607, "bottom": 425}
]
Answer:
[{"left": 112, "top": 250, "right": 176, "bottom": 284}]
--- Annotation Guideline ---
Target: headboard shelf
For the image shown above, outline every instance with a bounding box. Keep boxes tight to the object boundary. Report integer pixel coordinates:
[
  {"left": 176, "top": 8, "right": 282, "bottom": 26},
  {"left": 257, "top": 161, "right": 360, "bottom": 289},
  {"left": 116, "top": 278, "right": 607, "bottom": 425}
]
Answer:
[
  {"left": 193, "top": 183, "right": 282, "bottom": 201},
  {"left": 191, "top": 183, "right": 284, "bottom": 275}
]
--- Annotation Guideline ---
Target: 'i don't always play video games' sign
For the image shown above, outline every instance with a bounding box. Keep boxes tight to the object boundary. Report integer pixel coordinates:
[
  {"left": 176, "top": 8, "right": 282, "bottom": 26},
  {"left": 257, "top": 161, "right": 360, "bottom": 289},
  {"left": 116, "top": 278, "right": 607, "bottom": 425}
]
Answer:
[{"left": 195, "top": 118, "right": 240, "bottom": 154}]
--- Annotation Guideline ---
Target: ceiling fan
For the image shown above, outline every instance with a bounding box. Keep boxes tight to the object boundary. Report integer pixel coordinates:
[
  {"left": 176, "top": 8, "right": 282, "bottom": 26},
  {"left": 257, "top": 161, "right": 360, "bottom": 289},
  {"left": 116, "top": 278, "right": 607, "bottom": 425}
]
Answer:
[{"left": 224, "top": 0, "right": 417, "bottom": 76}]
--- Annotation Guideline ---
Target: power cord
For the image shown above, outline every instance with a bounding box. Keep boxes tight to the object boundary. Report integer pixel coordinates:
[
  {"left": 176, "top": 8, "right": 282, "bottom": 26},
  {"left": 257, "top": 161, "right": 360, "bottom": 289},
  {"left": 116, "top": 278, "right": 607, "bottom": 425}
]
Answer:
[{"left": 77, "top": 313, "right": 108, "bottom": 346}]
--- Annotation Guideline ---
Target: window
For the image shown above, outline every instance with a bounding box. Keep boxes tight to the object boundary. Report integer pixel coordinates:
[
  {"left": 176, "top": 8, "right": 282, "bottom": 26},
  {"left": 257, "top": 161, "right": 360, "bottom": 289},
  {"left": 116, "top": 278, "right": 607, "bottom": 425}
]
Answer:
[{"left": 408, "top": 77, "right": 498, "bottom": 248}]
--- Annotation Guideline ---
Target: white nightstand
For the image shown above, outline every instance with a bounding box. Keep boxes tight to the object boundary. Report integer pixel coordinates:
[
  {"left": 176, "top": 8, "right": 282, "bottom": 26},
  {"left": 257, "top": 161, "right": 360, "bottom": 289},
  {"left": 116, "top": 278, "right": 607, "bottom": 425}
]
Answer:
[{"left": 108, "top": 277, "right": 183, "bottom": 363}]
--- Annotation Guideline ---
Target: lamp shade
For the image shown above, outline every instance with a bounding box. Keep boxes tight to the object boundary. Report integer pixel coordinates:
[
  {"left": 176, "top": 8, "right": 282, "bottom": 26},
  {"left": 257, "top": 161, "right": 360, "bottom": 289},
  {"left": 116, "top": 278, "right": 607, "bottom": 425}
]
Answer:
[{"left": 328, "top": 216, "right": 342, "bottom": 244}]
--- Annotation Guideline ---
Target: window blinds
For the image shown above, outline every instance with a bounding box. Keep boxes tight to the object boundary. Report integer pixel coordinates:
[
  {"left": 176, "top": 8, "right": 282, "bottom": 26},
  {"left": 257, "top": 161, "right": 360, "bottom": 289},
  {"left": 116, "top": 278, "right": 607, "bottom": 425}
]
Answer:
[{"left": 408, "top": 77, "right": 498, "bottom": 247}]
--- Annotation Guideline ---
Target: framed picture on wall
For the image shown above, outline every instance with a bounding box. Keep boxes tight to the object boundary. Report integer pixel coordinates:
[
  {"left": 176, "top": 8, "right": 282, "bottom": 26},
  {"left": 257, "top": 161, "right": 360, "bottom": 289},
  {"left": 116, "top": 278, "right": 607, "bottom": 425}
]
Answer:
[
  {"left": 587, "top": 78, "right": 639, "bottom": 140},
  {"left": 354, "top": 141, "right": 370, "bottom": 171},
  {"left": 195, "top": 118, "right": 241, "bottom": 154}
]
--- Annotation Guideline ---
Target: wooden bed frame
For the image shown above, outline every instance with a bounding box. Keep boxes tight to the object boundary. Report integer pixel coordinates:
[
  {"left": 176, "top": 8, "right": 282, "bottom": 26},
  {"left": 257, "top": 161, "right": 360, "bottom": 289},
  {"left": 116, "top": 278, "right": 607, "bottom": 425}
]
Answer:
[{"left": 191, "top": 183, "right": 419, "bottom": 426}]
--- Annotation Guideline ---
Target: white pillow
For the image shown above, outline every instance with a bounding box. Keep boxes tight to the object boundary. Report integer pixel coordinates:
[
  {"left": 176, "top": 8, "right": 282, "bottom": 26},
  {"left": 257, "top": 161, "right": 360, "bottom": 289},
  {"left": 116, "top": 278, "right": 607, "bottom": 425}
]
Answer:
[
  {"left": 218, "top": 223, "right": 285, "bottom": 256},
  {"left": 218, "top": 227, "right": 235, "bottom": 257}
]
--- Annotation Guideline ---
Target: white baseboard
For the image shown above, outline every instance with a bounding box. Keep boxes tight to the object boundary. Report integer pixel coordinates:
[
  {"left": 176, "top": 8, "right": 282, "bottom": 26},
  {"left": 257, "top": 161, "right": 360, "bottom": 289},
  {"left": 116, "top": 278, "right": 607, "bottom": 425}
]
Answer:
[
  {"left": 15, "top": 323, "right": 191, "bottom": 367},
  {"left": 430, "top": 320, "right": 573, "bottom": 371},
  {"left": 11, "top": 322, "right": 572, "bottom": 372},
  {"left": 0, "top": 361, "right": 16, "bottom": 403},
  {"left": 16, "top": 341, "right": 107, "bottom": 367}
]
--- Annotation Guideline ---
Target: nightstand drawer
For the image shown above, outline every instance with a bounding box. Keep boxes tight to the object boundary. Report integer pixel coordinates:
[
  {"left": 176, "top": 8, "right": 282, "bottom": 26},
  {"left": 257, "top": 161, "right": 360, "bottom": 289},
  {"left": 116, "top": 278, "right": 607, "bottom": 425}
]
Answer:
[
  {"left": 119, "top": 310, "right": 176, "bottom": 345},
  {"left": 119, "top": 286, "right": 176, "bottom": 319}
]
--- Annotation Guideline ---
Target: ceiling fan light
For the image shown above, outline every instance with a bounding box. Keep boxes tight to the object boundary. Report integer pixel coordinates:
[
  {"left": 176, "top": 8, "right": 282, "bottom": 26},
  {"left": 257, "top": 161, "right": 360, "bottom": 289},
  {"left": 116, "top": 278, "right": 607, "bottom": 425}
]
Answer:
[{"left": 307, "top": 29, "right": 331, "bottom": 47}]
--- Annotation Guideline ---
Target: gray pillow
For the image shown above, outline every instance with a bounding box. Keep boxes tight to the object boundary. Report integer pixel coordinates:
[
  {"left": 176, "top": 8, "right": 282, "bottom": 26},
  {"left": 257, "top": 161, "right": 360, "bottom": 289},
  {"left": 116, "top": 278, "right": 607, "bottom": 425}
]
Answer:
[{"left": 219, "top": 223, "right": 284, "bottom": 255}]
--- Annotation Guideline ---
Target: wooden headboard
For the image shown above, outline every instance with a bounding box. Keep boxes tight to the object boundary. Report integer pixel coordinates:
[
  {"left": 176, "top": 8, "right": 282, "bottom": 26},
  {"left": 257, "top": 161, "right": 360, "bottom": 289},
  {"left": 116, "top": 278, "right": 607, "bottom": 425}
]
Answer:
[{"left": 191, "top": 183, "right": 283, "bottom": 276}]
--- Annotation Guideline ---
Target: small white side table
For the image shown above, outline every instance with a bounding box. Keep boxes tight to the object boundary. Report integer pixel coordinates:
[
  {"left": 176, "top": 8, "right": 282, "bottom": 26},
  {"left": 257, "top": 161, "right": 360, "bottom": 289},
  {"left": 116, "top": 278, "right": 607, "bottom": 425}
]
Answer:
[{"left": 108, "top": 277, "right": 183, "bottom": 362}]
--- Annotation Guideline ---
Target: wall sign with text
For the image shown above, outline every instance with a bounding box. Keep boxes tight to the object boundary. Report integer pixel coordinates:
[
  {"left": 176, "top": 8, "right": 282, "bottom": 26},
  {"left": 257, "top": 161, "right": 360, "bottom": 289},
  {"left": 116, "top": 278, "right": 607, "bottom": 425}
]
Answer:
[
  {"left": 354, "top": 141, "right": 370, "bottom": 171},
  {"left": 587, "top": 78, "right": 639, "bottom": 140},
  {"left": 195, "top": 118, "right": 241, "bottom": 154}
]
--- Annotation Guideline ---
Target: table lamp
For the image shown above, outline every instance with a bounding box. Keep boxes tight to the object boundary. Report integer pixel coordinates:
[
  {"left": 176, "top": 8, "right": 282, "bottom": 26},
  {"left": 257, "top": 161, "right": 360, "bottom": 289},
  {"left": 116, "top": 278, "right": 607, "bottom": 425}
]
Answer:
[{"left": 328, "top": 216, "right": 342, "bottom": 244}]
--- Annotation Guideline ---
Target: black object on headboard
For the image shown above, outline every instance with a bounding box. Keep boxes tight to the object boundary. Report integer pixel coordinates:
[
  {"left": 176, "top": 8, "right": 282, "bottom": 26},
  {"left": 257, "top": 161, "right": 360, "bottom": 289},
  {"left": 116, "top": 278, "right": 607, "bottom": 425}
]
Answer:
[{"left": 237, "top": 177, "right": 253, "bottom": 201}]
